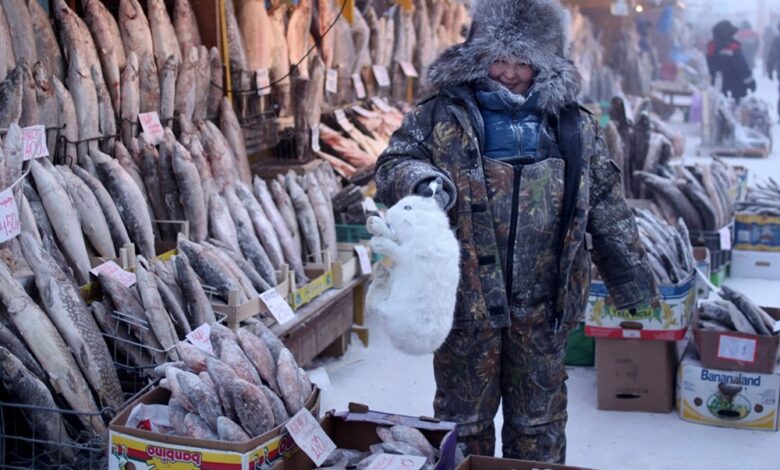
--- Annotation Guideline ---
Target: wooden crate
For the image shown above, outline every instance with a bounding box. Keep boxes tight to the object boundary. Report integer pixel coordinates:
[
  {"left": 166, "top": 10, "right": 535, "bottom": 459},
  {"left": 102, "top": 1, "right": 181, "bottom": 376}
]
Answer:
[{"left": 211, "top": 265, "right": 292, "bottom": 330}]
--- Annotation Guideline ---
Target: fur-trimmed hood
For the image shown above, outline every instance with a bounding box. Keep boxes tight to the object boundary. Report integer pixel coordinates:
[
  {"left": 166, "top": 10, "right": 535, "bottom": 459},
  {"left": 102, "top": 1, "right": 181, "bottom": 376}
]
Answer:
[{"left": 425, "top": 0, "right": 581, "bottom": 114}]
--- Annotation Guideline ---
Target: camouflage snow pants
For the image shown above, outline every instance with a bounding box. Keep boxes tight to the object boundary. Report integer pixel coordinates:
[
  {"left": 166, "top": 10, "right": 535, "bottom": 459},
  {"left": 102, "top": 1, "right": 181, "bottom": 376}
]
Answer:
[{"left": 433, "top": 318, "right": 569, "bottom": 464}]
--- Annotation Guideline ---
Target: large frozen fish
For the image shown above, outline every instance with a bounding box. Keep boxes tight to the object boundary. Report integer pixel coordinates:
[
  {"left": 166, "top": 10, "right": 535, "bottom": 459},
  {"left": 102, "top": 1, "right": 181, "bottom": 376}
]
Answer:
[
  {"left": 23, "top": 182, "right": 73, "bottom": 279},
  {"left": 84, "top": 0, "right": 125, "bottom": 114},
  {"left": 0, "top": 66, "right": 22, "bottom": 128},
  {"left": 178, "top": 341, "right": 208, "bottom": 373},
  {"left": 223, "top": 0, "right": 248, "bottom": 74},
  {"left": 160, "top": 55, "right": 178, "bottom": 121},
  {"left": 352, "top": 8, "right": 372, "bottom": 76},
  {"left": 177, "top": 238, "right": 244, "bottom": 302},
  {"left": 244, "top": 319, "right": 284, "bottom": 361},
  {"left": 148, "top": 0, "right": 181, "bottom": 72},
  {"left": 175, "top": 47, "right": 198, "bottom": 121},
  {"left": 208, "top": 190, "right": 241, "bottom": 254},
  {"left": 67, "top": 53, "right": 100, "bottom": 164},
  {"left": 71, "top": 165, "right": 132, "bottom": 254},
  {"left": 20, "top": 233, "right": 124, "bottom": 409},
  {"left": 184, "top": 413, "right": 218, "bottom": 439},
  {"left": 287, "top": 0, "right": 312, "bottom": 79},
  {"left": 92, "top": 150, "right": 156, "bottom": 258},
  {"left": 212, "top": 325, "right": 263, "bottom": 387},
  {"left": 0, "top": 5, "right": 13, "bottom": 80},
  {"left": 0, "top": 260, "right": 103, "bottom": 433},
  {"left": 31, "top": 63, "right": 60, "bottom": 155},
  {"left": 28, "top": 0, "right": 64, "bottom": 82},
  {"left": 194, "top": 46, "right": 211, "bottom": 121},
  {"left": 219, "top": 98, "right": 252, "bottom": 184},
  {"left": 305, "top": 172, "right": 337, "bottom": 260},
  {"left": 174, "top": 0, "right": 202, "bottom": 55},
  {"left": 317, "top": 0, "right": 336, "bottom": 68},
  {"left": 138, "top": 135, "right": 170, "bottom": 237},
  {"left": 155, "top": 274, "right": 191, "bottom": 337},
  {"left": 233, "top": 379, "right": 274, "bottom": 436},
  {"left": 120, "top": 52, "right": 140, "bottom": 147},
  {"left": 239, "top": 0, "right": 273, "bottom": 72},
  {"left": 198, "top": 120, "right": 239, "bottom": 189},
  {"left": 172, "top": 141, "right": 207, "bottom": 242},
  {"left": 184, "top": 133, "right": 214, "bottom": 209},
  {"left": 277, "top": 347, "right": 306, "bottom": 415},
  {"left": 19, "top": 193, "right": 42, "bottom": 248},
  {"left": 177, "top": 370, "right": 223, "bottom": 429},
  {"left": 159, "top": 130, "right": 186, "bottom": 224},
  {"left": 269, "top": 178, "right": 302, "bottom": 260},
  {"left": 217, "top": 416, "right": 251, "bottom": 442},
  {"left": 29, "top": 160, "right": 91, "bottom": 285},
  {"left": 91, "top": 300, "right": 155, "bottom": 370},
  {"left": 237, "top": 329, "right": 279, "bottom": 393},
  {"left": 119, "top": 0, "right": 154, "bottom": 61},
  {"left": 202, "top": 240, "right": 265, "bottom": 297},
  {"left": 224, "top": 187, "right": 276, "bottom": 286},
  {"left": 57, "top": 166, "right": 116, "bottom": 259},
  {"left": 50, "top": 75, "right": 82, "bottom": 165},
  {"left": 207, "top": 48, "right": 223, "bottom": 119},
  {"left": 236, "top": 183, "right": 284, "bottom": 271},
  {"left": 286, "top": 173, "right": 322, "bottom": 264},
  {"left": 139, "top": 52, "right": 161, "bottom": 114},
  {"left": 254, "top": 177, "right": 306, "bottom": 282},
  {"left": 116, "top": 141, "right": 155, "bottom": 224},
  {"left": 92, "top": 66, "right": 117, "bottom": 153},
  {"left": 136, "top": 256, "right": 181, "bottom": 359},
  {"left": 1, "top": 0, "right": 36, "bottom": 65},
  {"left": 18, "top": 60, "right": 38, "bottom": 128},
  {"left": 174, "top": 254, "right": 218, "bottom": 326}
]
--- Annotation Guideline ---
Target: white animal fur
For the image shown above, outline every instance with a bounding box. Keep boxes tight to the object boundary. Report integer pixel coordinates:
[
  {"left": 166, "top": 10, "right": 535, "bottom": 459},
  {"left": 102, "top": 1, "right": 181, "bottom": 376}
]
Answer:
[{"left": 365, "top": 196, "right": 460, "bottom": 355}]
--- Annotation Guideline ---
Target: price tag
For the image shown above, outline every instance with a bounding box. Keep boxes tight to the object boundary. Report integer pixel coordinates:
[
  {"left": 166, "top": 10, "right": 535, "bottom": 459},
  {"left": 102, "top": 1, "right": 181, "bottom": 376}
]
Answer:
[
  {"left": 0, "top": 188, "right": 20, "bottom": 243},
  {"left": 719, "top": 226, "right": 732, "bottom": 251},
  {"left": 354, "top": 245, "right": 372, "bottom": 274},
  {"left": 256, "top": 69, "right": 271, "bottom": 96},
  {"left": 717, "top": 335, "right": 757, "bottom": 363},
  {"left": 138, "top": 112, "right": 164, "bottom": 144},
  {"left": 21, "top": 125, "right": 48, "bottom": 160},
  {"left": 352, "top": 73, "right": 367, "bottom": 99},
  {"left": 371, "top": 96, "right": 393, "bottom": 113},
  {"left": 325, "top": 69, "right": 338, "bottom": 94},
  {"left": 260, "top": 288, "right": 295, "bottom": 325},
  {"left": 352, "top": 105, "right": 378, "bottom": 118},
  {"left": 334, "top": 109, "right": 354, "bottom": 131},
  {"left": 285, "top": 409, "right": 337, "bottom": 467},
  {"left": 372, "top": 64, "right": 391, "bottom": 88},
  {"left": 311, "top": 125, "right": 321, "bottom": 152},
  {"left": 397, "top": 60, "right": 419, "bottom": 78},
  {"left": 365, "top": 454, "right": 427, "bottom": 470},
  {"left": 186, "top": 323, "right": 214, "bottom": 355},
  {"left": 91, "top": 260, "right": 137, "bottom": 287}
]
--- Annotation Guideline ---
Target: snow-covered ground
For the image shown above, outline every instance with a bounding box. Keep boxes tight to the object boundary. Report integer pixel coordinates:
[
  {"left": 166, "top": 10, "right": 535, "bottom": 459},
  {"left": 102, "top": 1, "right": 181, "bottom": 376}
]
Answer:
[{"left": 308, "top": 73, "right": 780, "bottom": 470}]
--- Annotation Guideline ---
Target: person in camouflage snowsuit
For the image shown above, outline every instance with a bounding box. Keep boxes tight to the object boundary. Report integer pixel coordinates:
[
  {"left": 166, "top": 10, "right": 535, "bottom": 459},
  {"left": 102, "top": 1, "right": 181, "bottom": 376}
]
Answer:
[{"left": 375, "top": 0, "right": 658, "bottom": 464}]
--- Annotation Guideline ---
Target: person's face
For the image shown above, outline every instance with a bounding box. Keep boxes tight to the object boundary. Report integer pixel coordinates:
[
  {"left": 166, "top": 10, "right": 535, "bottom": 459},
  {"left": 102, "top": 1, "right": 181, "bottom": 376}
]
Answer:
[{"left": 488, "top": 61, "right": 534, "bottom": 95}]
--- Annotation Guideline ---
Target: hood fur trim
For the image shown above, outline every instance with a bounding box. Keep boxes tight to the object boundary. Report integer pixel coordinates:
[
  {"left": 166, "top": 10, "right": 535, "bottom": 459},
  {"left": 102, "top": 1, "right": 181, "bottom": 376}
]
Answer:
[{"left": 425, "top": 0, "right": 581, "bottom": 114}]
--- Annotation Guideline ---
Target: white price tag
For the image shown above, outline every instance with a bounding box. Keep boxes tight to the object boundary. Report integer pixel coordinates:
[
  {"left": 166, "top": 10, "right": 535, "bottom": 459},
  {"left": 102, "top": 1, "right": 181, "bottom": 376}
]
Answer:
[
  {"left": 719, "top": 226, "right": 732, "bottom": 251},
  {"left": 91, "top": 260, "right": 137, "bottom": 287},
  {"left": 334, "top": 109, "right": 354, "bottom": 131},
  {"left": 352, "top": 105, "right": 378, "bottom": 118},
  {"left": 256, "top": 69, "right": 271, "bottom": 96},
  {"left": 21, "top": 125, "right": 48, "bottom": 160},
  {"left": 138, "top": 112, "right": 164, "bottom": 144},
  {"left": 365, "top": 454, "right": 427, "bottom": 470},
  {"left": 0, "top": 188, "right": 20, "bottom": 243},
  {"left": 717, "top": 335, "right": 757, "bottom": 363},
  {"left": 285, "top": 409, "right": 337, "bottom": 467},
  {"left": 311, "top": 125, "right": 321, "bottom": 152},
  {"left": 325, "top": 69, "right": 338, "bottom": 94},
  {"left": 260, "top": 288, "right": 295, "bottom": 325},
  {"left": 354, "top": 245, "right": 372, "bottom": 275},
  {"left": 186, "top": 323, "right": 214, "bottom": 355},
  {"left": 372, "top": 64, "right": 391, "bottom": 88},
  {"left": 397, "top": 60, "right": 419, "bottom": 78},
  {"left": 371, "top": 96, "right": 393, "bottom": 113},
  {"left": 352, "top": 73, "right": 367, "bottom": 99}
]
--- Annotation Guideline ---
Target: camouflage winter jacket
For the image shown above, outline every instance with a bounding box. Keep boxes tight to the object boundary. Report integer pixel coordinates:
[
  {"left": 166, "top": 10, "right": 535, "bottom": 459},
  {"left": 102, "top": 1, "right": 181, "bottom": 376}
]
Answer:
[{"left": 375, "top": 85, "right": 659, "bottom": 330}]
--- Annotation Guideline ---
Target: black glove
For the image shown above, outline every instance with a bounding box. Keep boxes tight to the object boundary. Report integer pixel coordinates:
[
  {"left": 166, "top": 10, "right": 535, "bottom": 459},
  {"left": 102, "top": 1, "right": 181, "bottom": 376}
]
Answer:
[
  {"left": 748, "top": 79, "right": 757, "bottom": 92},
  {"left": 415, "top": 177, "right": 450, "bottom": 209}
]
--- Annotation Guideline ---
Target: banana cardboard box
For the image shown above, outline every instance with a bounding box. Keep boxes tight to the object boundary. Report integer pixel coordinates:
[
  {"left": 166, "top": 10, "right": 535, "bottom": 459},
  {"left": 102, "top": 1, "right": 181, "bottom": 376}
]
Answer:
[
  {"left": 108, "top": 385, "right": 321, "bottom": 469},
  {"left": 585, "top": 268, "right": 697, "bottom": 341},
  {"left": 677, "top": 345, "right": 780, "bottom": 431}
]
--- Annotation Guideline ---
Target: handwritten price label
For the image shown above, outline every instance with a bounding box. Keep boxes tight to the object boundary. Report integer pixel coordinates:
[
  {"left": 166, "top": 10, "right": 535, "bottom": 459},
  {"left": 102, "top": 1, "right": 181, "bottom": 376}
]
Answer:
[
  {"left": 285, "top": 409, "right": 336, "bottom": 466},
  {"left": 365, "top": 454, "right": 427, "bottom": 470},
  {"left": 91, "top": 260, "right": 137, "bottom": 288},
  {"left": 256, "top": 69, "right": 271, "bottom": 96},
  {"left": 0, "top": 188, "right": 20, "bottom": 243},
  {"left": 397, "top": 60, "right": 419, "bottom": 78},
  {"left": 372, "top": 65, "right": 391, "bottom": 88},
  {"left": 352, "top": 105, "right": 378, "bottom": 118},
  {"left": 334, "top": 109, "right": 354, "bottom": 132},
  {"left": 186, "top": 323, "right": 214, "bottom": 354},
  {"left": 354, "top": 245, "right": 372, "bottom": 275},
  {"left": 311, "top": 125, "right": 321, "bottom": 152},
  {"left": 325, "top": 69, "right": 338, "bottom": 94},
  {"left": 138, "top": 112, "right": 164, "bottom": 144},
  {"left": 21, "top": 125, "right": 48, "bottom": 161},
  {"left": 260, "top": 288, "right": 295, "bottom": 325},
  {"left": 352, "top": 73, "right": 367, "bottom": 99},
  {"left": 717, "top": 335, "right": 757, "bottom": 363},
  {"left": 719, "top": 226, "right": 732, "bottom": 251},
  {"left": 371, "top": 96, "right": 393, "bottom": 113}
]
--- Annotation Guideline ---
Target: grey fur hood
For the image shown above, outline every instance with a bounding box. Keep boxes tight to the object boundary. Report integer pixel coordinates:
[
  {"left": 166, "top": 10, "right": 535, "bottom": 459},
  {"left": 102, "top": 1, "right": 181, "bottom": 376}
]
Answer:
[{"left": 425, "top": 0, "right": 581, "bottom": 114}]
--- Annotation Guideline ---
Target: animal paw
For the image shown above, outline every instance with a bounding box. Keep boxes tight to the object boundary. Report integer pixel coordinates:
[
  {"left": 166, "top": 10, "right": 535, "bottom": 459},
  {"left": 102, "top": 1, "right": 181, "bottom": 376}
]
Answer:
[
  {"left": 370, "top": 236, "right": 397, "bottom": 256},
  {"left": 366, "top": 216, "right": 389, "bottom": 237}
]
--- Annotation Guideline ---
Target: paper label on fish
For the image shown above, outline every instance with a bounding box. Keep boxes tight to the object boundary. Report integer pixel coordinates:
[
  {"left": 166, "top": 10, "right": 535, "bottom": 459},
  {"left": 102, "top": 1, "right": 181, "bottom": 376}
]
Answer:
[
  {"left": 353, "top": 105, "right": 378, "bottom": 118},
  {"left": 717, "top": 335, "right": 757, "bottom": 363},
  {"left": 256, "top": 69, "right": 272, "bottom": 96},
  {"left": 0, "top": 189, "right": 20, "bottom": 243},
  {"left": 365, "top": 454, "right": 427, "bottom": 470},
  {"left": 354, "top": 245, "right": 373, "bottom": 274},
  {"left": 260, "top": 289, "right": 295, "bottom": 325},
  {"left": 371, "top": 96, "right": 394, "bottom": 113},
  {"left": 311, "top": 126, "right": 321, "bottom": 152},
  {"left": 398, "top": 61, "right": 419, "bottom": 78},
  {"left": 352, "top": 73, "right": 367, "bottom": 99},
  {"left": 139, "top": 112, "right": 165, "bottom": 145},
  {"left": 334, "top": 109, "right": 354, "bottom": 132},
  {"left": 372, "top": 65, "right": 391, "bottom": 88},
  {"left": 326, "top": 69, "right": 339, "bottom": 94},
  {"left": 719, "top": 226, "right": 732, "bottom": 251},
  {"left": 286, "top": 408, "right": 337, "bottom": 466},
  {"left": 91, "top": 260, "right": 137, "bottom": 287},
  {"left": 21, "top": 125, "right": 49, "bottom": 161},
  {"left": 186, "top": 323, "right": 214, "bottom": 355}
]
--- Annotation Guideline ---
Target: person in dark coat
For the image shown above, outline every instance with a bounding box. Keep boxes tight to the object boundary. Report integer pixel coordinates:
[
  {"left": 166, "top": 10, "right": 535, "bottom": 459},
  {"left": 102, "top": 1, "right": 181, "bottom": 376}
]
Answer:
[
  {"left": 707, "top": 20, "right": 756, "bottom": 102},
  {"left": 375, "top": 0, "right": 659, "bottom": 464}
]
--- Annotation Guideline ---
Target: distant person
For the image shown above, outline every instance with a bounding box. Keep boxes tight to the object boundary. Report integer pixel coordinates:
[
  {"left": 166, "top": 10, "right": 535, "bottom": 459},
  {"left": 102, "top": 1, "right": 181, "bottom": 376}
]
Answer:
[
  {"left": 707, "top": 20, "right": 756, "bottom": 103},
  {"left": 765, "top": 23, "right": 780, "bottom": 115},
  {"left": 736, "top": 21, "right": 760, "bottom": 69},
  {"left": 763, "top": 24, "right": 776, "bottom": 75}
]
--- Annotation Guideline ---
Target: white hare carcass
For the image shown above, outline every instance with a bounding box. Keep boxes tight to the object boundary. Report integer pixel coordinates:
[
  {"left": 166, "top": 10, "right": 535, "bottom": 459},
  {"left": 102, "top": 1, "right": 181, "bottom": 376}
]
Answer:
[{"left": 365, "top": 195, "right": 460, "bottom": 355}]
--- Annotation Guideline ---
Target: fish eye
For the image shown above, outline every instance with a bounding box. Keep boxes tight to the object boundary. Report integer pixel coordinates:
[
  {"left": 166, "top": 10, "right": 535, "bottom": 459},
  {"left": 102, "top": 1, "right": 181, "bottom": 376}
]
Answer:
[{"left": 404, "top": 205, "right": 412, "bottom": 210}]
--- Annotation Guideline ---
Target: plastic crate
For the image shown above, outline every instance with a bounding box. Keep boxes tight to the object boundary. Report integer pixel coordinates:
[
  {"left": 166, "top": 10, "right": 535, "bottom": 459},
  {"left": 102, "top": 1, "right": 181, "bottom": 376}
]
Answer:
[{"left": 336, "top": 224, "right": 372, "bottom": 244}]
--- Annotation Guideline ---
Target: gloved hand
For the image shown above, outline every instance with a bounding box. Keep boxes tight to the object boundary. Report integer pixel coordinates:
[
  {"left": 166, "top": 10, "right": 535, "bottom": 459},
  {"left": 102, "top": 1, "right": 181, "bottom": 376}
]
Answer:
[
  {"left": 748, "top": 78, "right": 757, "bottom": 92},
  {"left": 415, "top": 177, "right": 450, "bottom": 209}
]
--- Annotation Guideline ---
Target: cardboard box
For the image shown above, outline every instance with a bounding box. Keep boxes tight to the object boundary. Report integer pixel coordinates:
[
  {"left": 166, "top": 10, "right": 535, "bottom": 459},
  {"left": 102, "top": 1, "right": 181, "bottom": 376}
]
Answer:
[
  {"left": 734, "top": 213, "right": 780, "bottom": 252},
  {"left": 585, "top": 270, "right": 696, "bottom": 341},
  {"left": 455, "top": 455, "right": 597, "bottom": 470},
  {"left": 281, "top": 405, "right": 457, "bottom": 470},
  {"left": 677, "top": 346, "right": 780, "bottom": 431},
  {"left": 108, "top": 385, "right": 320, "bottom": 470},
  {"left": 694, "top": 247, "right": 711, "bottom": 298},
  {"left": 730, "top": 249, "right": 780, "bottom": 280},
  {"left": 596, "top": 338, "right": 681, "bottom": 413},
  {"left": 692, "top": 307, "right": 780, "bottom": 374}
]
